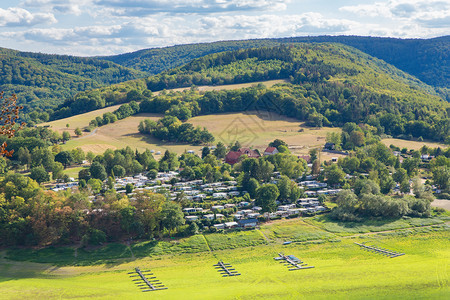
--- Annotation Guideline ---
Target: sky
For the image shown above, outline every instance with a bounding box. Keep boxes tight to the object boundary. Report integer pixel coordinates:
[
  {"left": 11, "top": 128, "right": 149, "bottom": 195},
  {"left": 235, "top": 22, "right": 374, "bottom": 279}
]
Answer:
[{"left": 0, "top": 0, "right": 449, "bottom": 57}]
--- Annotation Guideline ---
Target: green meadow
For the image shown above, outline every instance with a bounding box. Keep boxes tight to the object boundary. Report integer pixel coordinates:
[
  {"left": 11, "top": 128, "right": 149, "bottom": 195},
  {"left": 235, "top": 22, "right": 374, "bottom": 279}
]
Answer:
[{"left": 1, "top": 216, "right": 449, "bottom": 299}]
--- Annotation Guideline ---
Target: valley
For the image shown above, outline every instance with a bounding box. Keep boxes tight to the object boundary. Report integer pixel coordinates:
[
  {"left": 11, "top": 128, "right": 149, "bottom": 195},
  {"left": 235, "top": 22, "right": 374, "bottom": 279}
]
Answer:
[{"left": 0, "top": 35, "right": 449, "bottom": 300}]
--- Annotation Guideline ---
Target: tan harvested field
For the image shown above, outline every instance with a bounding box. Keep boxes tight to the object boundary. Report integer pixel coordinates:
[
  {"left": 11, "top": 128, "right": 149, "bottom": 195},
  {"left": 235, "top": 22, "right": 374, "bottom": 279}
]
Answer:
[
  {"left": 61, "top": 113, "right": 163, "bottom": 154},
  {"left": 189, "top": 111, "right": 342, "bottom": 158},
  {"left": 168, "top": 79, "right": 288, "bottom": 93},
  {"left": 431, "top": 199, "right": 450, "bottom": 210},
  {"left": 381, "top": 138, "right": 448, "bottom": 151},
  {"left": 44, "top": 79, "right": 342, "bottom": 158},
  {"left": 43, "top": 105, "right": 122, "bottom": 136},
  {"left": 43, "top": 79, "right": 289, "bottom": 137},
  {"left": 60, "top": 111, "right": 342, "bottom": 159}
]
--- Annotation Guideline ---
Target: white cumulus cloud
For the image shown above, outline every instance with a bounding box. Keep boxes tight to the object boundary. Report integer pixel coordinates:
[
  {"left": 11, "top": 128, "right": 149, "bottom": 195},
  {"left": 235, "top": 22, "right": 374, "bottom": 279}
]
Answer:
[
  {"left": 93, "top": 0, "right": 290, "bottom": 15},
  {"left": 200, "top": 13, "right": 357, "bottom": 38},
  {"left": 22, "top": 0, "right": 91, "bottom": 15},
  {"left": 0, "top": 7, "right": 56, "bottom": 26},
  {"left": 340, "top": 0, "right": 450, "bottom": 20}
]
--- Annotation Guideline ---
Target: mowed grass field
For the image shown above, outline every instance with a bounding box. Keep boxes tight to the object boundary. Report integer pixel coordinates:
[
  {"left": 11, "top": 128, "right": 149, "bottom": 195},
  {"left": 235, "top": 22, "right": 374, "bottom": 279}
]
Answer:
[
  {"left": 1, "top": 217, "right": 449, "bottom": 299},
  {"left": 1, "top": 229, "right": 448, "bottom": 299}
]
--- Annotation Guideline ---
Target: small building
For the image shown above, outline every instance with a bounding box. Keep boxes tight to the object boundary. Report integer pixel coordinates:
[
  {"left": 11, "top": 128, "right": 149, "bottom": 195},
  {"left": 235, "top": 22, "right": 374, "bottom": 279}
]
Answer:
[
  {"left": 239, "top": 147, "right": 260, "bottom": 159},
  {"left": 225, "top": 151, "right": 244, "bottom": 165},
  {"left": 238, "top": 201, "right": 250, "bottom": 207},
  {"left": 238, "top": 218, "right": 258, "bottom": 228},
  {"left": 233, "top": 214, "right": 245, "bottom": 220},
  {"left": 263, "top": 147, "right": 279, "bottom": 156},
  {"left": 277, "top": 205, "right": 291, "bottom": 211},
  {"left": 247, "top": 213, "right": 260, "bottom": 218},
  {"left": 316, "top": 206, "right": 326, "bottom": 211},
  {"left": 185, "top": 215, "right": 199, "bottom": 221},
  {"left": 203, "top": 213, "right": 224, "bottom": 220},
  {"left": 211, "top": 205, "right": 225, "bottom": 211},
  {"left": 225, "top": 148, "right": 260, "bottom": 165},
  {"left": 241, "top": 209, "right": 254, "bottom": 215},
  {"left": 225, "top": 221, "right": 239, "bottom": 228},
  {"left": 226, "top": 181, "right": 237, "bottom": 186},
  {"left": 307, "top": 207, "right": 317, "bottom": 213},
  {"left": 212, "top": 192, "right": 228, "bottom": 199},
  {"left": 305, "top": 191, "right": 317, "bottom": 197},
  {"left": 276, "top": 210, "right": 290, "bottom": 217},
  {"left": 183, "top": 208, "right": 197, "bottom": 214},
  {"left": 214, "top": 223, "right": 225, "bottom": 230},
  {"left": 421, "top": 154, "right": 432, "bottom": 161},
  {"left": 287, "top": 208, "right": 304, "bottom": 215}
]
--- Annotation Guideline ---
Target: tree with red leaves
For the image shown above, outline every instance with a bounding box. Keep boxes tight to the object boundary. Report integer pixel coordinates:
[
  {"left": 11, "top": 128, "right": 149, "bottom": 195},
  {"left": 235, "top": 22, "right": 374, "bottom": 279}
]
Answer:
[{"left": 0, "top": 92, "right": 24, "bottom": 156}]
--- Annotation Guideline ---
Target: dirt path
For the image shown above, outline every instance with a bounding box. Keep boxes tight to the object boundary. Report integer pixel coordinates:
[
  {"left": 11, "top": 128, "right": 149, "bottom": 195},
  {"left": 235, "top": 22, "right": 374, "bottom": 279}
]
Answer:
[
  {"left": 256, "top": 229, "right": 270, "bottom": 243},
  {"left": 78, "top": 127, "right": 98, "bottom": 139}
]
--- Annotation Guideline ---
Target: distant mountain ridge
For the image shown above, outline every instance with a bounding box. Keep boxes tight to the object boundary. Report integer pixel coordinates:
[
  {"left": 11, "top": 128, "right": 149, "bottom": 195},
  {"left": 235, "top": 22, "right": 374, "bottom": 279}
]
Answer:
[
  {"left": 0, "top": 35, "right": 448, "bottom": 120},
  {"left": 52, "top": 43, "right": 450, "bottom": 143},
  {"left": 101, "top": 35, "right": 449, "bottom": 92}
]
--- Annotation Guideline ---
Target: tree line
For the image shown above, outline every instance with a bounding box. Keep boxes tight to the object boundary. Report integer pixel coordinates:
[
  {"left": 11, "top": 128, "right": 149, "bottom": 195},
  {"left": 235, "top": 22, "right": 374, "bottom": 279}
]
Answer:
[{"left": 138, "top": 115, "right": 214, "bottom": 145}]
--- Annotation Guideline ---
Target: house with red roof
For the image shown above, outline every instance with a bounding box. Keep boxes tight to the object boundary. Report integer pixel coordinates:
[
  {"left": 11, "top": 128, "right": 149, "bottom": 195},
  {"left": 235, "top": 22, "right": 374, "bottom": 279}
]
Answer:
[
  {"left": 263, "top": 146, "right": 279, "bottom": 156},
  {"left": 225, "top": 151, "right": 243, "bottom": 165},
  {"left": 225, "top": 148, "right": 261, "bottom": 165}
]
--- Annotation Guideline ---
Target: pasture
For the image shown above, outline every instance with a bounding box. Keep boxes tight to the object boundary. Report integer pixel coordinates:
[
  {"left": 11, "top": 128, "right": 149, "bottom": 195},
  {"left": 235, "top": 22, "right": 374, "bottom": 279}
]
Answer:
[
  {"left": 53, "top": 110, "right": 341, "bottom": 158},
  {"left": 42, "top": 79, "right": 343, "bottom": 158},
  {"left": 1, "top": 217, "right": 448, "bottom": 299},
  {"left": 42, "top": 80, "right": 288, "bottom": 137}
]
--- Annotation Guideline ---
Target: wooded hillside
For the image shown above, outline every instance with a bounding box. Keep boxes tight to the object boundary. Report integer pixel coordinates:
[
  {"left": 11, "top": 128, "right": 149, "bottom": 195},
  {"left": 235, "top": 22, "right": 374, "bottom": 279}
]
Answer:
[
  {"left": 102, "top": 35, "right": 449, "bottom": 95},
  {"left": 54, "top": 44, "right": 450, "bottom": 143},
  {"left": 0, "top": 47, "right": 146, "bottom": 114}
]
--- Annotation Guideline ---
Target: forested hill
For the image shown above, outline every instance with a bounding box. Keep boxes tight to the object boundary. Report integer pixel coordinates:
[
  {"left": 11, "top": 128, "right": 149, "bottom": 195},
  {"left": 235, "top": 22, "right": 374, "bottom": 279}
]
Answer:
[
  {"left": 0, "top": 47, "right": 147, "bottom": 114},
  {"left": 51, "top": 44, "right": 450, "bottom": 143},
  {"left": 1, "top": 35, "right": 448, "bottom": 119},
  {"left": 101, "top": 35, "right": 449, "bottom": 96}
]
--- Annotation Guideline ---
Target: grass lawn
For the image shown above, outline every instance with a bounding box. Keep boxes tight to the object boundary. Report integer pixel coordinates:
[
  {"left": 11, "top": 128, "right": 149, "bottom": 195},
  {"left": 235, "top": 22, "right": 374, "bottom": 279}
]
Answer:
[
  {"left": 204, "top": 230, "right": 268, "bottom": 250},
  {"left": 62, "top": 166, "right": 86, "bottom": 180},
  {"left": 131, "top": 235, "right": 210, "bottom": 257},
  {"left": 260, "top": 218, "right": 336, "bottom": 243},
  {"left": 1, "top": 228, "right": 448, "bottom": 299},
  {"left": 306, "top": 215, "right": 446, "bottom": 234}
]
